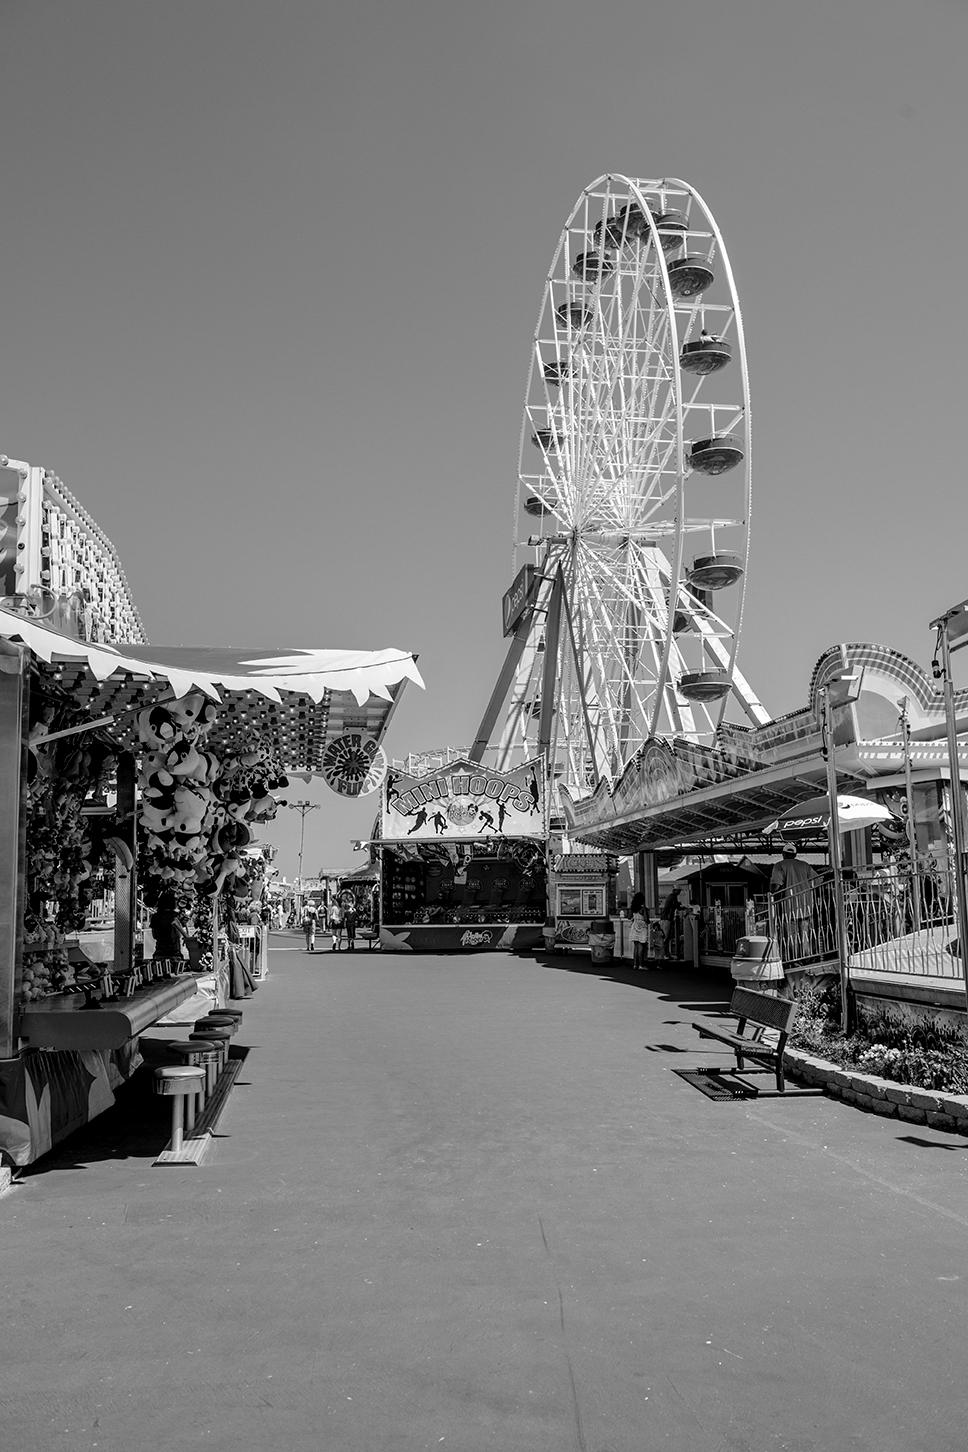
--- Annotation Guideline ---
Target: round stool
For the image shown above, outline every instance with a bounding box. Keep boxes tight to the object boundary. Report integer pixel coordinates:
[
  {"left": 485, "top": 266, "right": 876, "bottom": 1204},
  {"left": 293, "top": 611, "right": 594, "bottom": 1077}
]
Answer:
[
  {"left": 178, "top": 1040, "right": 221, "bottom": 1097},
  {"left": 189, "top": 1025, "right": 233, "bottom": 1071},
  {"left": 211, "top": 1007, "right": 243, "bottom": 1022},
  {"left": 154, "top": 1065, "right": 205, "bottom": 1153},
  {"left": 194, "top": 1014, "right": 239, "bottom": 1036},
  {"left": 193, "top": 1019, "right": 238, "bottom": 1059},
  {"left": 167, "top": 1043, "right": 212, "bottom": 1124}
]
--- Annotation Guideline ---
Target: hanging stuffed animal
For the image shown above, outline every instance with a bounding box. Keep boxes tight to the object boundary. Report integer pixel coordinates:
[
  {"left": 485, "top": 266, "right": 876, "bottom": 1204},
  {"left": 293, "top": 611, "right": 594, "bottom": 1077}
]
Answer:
[
  {"left": 168, "top": 693, "right": 218, "bottom": 741},
  {"left": 137, "top": 704, "right": 180, "bottom": 750}
]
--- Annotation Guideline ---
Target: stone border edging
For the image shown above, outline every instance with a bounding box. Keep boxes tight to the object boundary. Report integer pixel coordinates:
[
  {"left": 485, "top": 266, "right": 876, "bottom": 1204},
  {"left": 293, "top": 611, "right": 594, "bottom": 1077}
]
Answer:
[{"left": 785, "top": 1047, "right": 968, "bottom": 1134}]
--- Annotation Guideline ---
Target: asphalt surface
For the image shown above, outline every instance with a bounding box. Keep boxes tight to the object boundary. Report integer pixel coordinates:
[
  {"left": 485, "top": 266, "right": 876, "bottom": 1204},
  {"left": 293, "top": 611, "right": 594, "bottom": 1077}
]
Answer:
[{"left": 3, "top": 935, "right": 968, "bottom": 1452}]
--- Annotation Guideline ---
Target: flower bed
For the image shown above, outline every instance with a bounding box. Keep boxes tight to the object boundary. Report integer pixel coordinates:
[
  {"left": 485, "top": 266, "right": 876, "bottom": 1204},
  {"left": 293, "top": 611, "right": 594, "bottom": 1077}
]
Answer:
[{"left": 785, "top": 979, "right": 968, "bottom": 1133}]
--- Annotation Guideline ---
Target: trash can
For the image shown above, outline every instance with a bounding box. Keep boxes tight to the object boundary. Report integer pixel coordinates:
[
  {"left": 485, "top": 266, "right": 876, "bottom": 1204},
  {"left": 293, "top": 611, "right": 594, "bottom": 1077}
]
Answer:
[
  {"left": 541, "top": 917, "right": 557, "bottom": 953},
  {"left": 730, "top": 935, "right": 784, "bottom": 992},
  {"left": 588, "top": 918, "right": 616, "bottom": 965}
]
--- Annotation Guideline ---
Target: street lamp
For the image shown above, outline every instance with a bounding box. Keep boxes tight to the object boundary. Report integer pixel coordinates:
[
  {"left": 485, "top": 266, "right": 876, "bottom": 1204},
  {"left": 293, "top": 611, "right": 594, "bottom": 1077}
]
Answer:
[
  {"left": 284, "top": 800, "right": 320, "bottom": 907},
  {"left": 930, "top": 599, "right": 968, "bottom": 1007},
  {"left": 819, "top": 666, "right": 864, "bottom": 1034}
]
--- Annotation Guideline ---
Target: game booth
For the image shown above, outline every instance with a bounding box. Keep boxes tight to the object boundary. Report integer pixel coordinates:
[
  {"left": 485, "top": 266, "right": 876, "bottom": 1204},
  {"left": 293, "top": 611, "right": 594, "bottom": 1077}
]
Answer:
[
  {"left": 0, "top": 609, "right": 422, "bottom": 1168},
  {"left": 378, "top": 757, "right": 548, "bottom": 952},
  {"left": 545, "top": 851, "right": 619, "bottom": 949}
]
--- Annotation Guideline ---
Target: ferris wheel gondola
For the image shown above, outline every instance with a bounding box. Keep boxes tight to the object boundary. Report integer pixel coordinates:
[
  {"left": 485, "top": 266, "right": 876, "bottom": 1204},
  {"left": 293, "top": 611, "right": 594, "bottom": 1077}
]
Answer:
[{"left": 498, "top": 173, "right": 769, "bottom": 797}]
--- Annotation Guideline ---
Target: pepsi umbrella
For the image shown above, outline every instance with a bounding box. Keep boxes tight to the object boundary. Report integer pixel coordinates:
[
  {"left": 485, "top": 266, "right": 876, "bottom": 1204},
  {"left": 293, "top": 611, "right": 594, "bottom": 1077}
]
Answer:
[{"left": 768, "top": 794, "right": 896, "bottom": 838}]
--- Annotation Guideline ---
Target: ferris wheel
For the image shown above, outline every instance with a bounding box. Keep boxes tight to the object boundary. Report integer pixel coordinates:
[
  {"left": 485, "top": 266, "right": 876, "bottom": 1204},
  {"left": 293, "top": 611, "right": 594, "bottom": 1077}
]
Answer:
[{"left": 492, "top": 174, "right": 770, "bottom": 795}]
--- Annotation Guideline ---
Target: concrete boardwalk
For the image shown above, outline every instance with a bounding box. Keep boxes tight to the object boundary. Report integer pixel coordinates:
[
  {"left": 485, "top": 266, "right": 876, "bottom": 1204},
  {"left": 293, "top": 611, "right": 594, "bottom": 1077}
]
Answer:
[{"left": 3, "top": 938, "right": 968, "bottom": 1452}]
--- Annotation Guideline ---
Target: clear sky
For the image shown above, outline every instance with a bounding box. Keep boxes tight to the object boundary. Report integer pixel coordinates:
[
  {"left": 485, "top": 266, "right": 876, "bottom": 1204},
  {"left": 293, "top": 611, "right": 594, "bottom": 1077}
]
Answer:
[{"left": 2, "top": 0, "right": 966, "bottom": 878}]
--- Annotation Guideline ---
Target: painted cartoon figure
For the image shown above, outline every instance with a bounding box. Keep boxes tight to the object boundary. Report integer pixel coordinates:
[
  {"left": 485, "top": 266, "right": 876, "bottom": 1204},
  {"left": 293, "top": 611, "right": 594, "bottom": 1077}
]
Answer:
[
  {"left": 407, "top": 807, "right": 430, "bottom": 835},
  {"left": 528, "top": 769, "right": 540, "bottom": 814}
]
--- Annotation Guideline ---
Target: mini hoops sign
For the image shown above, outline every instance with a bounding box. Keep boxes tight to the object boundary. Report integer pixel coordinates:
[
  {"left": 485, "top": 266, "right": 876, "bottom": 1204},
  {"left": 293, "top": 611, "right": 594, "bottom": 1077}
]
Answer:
[
  {"left": 382, "top": 757, "right": 544, "bottom": 841},
  {"left": 321, "top": 733, "right": 387, "bottom": 798}
]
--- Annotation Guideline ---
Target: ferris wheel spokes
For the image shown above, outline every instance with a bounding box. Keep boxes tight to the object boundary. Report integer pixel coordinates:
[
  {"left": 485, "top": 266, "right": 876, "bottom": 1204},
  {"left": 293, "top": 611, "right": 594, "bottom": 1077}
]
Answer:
[{"left": 501, "top": 175, "right": 769, "bottom": 792}]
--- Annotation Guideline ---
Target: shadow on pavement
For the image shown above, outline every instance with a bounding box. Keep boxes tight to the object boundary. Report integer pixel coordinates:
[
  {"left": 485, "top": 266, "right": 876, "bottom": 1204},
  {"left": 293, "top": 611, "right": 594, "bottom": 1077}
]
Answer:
[
  {"left": 19, "top": 1041, "right": 250, "bottom": 1178},
  {"left": 531, "top": 949, "right": 733, "bottom": 1008},
  {"left": 896, "top": 1135, "right": 968, "bottom": 1152}
]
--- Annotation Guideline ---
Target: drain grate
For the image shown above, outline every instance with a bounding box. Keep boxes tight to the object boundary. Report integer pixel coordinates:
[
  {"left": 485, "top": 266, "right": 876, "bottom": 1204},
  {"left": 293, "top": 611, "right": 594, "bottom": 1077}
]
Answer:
[{"left": 673, "top": 1067, "right": 757, "bottom": 1101}]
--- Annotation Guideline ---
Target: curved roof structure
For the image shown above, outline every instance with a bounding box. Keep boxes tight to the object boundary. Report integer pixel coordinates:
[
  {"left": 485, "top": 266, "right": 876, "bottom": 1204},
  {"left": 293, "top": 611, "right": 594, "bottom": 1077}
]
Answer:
[{"left": 0, "top": 608, "right": 423, "bottom": 771}]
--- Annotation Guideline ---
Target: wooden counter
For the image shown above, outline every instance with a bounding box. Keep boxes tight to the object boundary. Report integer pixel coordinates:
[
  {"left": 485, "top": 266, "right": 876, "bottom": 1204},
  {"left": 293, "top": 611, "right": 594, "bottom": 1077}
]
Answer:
[{"left": 16, "top": 977, "right": 197, "bottom": 1050}]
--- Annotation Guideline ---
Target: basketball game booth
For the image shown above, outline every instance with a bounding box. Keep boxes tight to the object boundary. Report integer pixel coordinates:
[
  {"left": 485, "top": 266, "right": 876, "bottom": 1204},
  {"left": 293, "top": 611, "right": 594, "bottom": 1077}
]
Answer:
[{"left": 377, "top": 757, "right": 548, "bottom": 953}]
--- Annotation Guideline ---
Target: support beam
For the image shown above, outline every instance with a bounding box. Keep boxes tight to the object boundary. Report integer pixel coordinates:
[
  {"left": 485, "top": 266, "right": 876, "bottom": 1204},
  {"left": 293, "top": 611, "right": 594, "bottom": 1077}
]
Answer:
[
  {"left": 113, "top": 753, "right": 137, "bottom": 975},
  {"left": 468, "top": 616, "right": 534, "bottom": 765},
  {"left": 560, "top": 574, "right": 600, "bottom": 789},
  {"left": 0, "top": 652, "right": 27, "bottom": 1058},
  {"left": 537, "top": 571, "right": 565, "bottom": 763},
  {"left": 637, "top": 850, "right": 659, "bottom": 915}
]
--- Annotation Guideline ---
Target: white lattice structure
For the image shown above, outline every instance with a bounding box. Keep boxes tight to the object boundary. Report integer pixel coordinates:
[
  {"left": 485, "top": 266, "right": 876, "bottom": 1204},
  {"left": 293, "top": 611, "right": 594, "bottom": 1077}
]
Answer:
[
  {"left": 389, "top": 746, "right": 467, "bottom": 779},
  {"left": 0, "top": 455, "right": 146, "bottom": 644}
]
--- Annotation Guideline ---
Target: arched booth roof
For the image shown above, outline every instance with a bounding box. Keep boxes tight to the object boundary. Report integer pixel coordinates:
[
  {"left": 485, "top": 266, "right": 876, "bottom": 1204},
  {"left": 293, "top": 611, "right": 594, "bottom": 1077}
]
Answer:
[
  {"left": 808, "top": 642, "right": 968, "bottom": 742},
  {"left": 0, "top": 607, "right": 423, "bottom": 768}
]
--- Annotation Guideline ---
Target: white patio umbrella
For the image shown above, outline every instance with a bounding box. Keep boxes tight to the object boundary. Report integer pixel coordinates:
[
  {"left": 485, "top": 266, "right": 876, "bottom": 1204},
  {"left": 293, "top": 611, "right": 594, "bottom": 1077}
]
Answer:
[{"left": 767, "top": 794, "right": 896, "bottom": 837}]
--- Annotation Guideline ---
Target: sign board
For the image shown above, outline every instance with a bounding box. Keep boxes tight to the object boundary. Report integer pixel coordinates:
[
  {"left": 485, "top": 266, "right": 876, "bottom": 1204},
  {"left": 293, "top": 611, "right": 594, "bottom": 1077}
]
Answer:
[
  {"left": 382, "top": 756, "right": 544, "bottom": 841},
  {"left": 502, "top": 565, "right": 538, "bottom": 637},
  {"left": 320, "top": 733, "right": 387, "bottom": 797}
]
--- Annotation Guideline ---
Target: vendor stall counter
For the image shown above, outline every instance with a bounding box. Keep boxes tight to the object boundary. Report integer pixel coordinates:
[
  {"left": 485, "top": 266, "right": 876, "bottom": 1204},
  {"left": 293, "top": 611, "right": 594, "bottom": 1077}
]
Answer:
[{"left": 17, "top": 975, "right": 196, "bottom": 1050}]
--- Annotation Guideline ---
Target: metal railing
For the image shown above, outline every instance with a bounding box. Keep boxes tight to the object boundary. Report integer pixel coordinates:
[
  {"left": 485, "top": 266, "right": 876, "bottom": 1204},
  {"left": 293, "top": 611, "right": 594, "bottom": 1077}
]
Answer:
[
  {"left": 235, "top": 924, "right": 270, "bottom": 981},
  {"left": 766, "top": 866, "right": 963, "bottom": 982},
  {"left": 706, "top": 904, "right": 750, "bottom": 955},
  {"left": 767, "top": 877, "right": 839, "bottom": 970},
  {"left": 844, "top": 866, "right": 961, "bottom": 981}
]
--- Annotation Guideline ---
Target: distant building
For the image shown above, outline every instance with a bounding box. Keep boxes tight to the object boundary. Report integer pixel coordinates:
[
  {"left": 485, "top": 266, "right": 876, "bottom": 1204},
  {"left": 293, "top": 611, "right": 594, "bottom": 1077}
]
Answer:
[{"left": 0, "top": 455, "right": 146, "bottom": 644}]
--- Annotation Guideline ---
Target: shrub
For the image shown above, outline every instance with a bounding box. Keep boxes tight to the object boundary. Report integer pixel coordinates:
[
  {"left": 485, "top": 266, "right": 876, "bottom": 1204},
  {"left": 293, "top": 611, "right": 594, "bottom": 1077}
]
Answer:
[
  {"left": 789, "top": 977, "right": 841, "bottom": 1054},
  {"left": 853, "top": 1043, "right": 968, "bottom": 1093},
  {"left": 788, "top": 981, "right": 968, "bottom": 1093}
]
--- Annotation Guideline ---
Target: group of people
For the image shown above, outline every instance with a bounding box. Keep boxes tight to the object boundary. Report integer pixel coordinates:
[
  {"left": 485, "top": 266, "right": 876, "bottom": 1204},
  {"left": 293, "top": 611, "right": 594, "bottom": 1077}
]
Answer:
[
  {"left": 627, "top": 887, "right": 681, "bottom": 969},
  {"left": 623, "top": 848, "right": 818, "bottom": 970},
  {"left": 300, "top": 898, "right": 357, "bottom": 953}
]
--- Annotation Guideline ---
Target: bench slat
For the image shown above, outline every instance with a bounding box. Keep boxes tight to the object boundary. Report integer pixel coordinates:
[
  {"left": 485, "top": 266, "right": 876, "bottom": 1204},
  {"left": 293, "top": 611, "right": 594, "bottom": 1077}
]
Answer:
[
  {"left": 730, "top": 987, "right": 797, "bottom": 1033},
  {"left": 692, "top": 1025, "right": 780, "bottom": 1061}
]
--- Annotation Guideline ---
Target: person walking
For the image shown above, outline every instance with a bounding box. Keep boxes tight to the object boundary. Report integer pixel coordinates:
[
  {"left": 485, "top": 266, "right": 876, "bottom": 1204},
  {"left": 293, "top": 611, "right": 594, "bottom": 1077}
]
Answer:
[
  {"left": 329, "top": 901, "right": 344, "bottom": 951},
  {"left": 343, "top": 897, "right": 357, "bottom": 952},
  {"left": 301, "top": 901, "right": 319, "bottom": 953},
  {"left": 629, "top": 892, "right": 650, "bottom": 969}
]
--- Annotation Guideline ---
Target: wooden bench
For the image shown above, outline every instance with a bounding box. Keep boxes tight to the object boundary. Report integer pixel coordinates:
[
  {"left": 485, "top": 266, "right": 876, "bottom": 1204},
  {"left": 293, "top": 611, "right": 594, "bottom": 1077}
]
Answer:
[{"left": 692, "top": 987, "right": 798, "bottom": 1093}]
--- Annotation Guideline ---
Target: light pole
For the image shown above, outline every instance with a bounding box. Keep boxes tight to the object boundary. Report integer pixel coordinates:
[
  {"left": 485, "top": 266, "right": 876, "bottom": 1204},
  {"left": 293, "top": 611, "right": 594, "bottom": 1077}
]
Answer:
[
  {"left": 897, "top": 696, "right": 921, "bottom": 933},
  {"left": 285, "top": 800, "right": 320, "bottom": 909},
  {"left": 930, "top": 599, "right": 968, "bottom": 1007},
  {"left": 819, "top": 667, "right": 864, "bottom": 1034}
]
